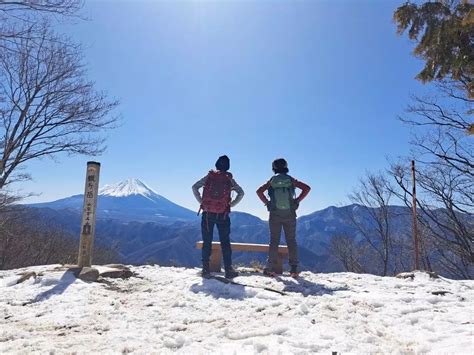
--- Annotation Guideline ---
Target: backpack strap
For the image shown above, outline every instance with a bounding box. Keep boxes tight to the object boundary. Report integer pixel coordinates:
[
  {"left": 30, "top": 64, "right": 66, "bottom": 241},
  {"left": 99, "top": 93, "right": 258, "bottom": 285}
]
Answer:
[
  {"left": 197, "top": 171, "right": 213, "bottom": 215},
  {"left": 284, "top": 175, "right": 295, "bottom": 202}
]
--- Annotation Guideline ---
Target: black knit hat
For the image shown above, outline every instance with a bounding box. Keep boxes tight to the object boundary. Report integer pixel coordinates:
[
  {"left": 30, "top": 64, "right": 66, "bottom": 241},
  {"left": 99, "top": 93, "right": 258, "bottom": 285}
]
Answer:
[
  {"left": 215, "top": 155, "right": 230, "bottom": 172},
  {"left": 272, "top": 158, "right": 289, "bottom": 174}
]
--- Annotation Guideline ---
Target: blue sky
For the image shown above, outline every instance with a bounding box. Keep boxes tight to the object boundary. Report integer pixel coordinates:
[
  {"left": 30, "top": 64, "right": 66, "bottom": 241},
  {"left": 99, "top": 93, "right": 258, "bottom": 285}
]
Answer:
[{"left": 21, "top": 0, "right": 427, "bottom": 218}]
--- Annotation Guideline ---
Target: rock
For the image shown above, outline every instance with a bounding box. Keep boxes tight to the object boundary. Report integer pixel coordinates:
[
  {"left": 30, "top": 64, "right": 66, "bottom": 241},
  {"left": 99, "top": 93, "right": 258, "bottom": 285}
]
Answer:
[
  {"left": 396, "top": 272, "right": 414, "bottom": 280},
  {"left": 16, "top": 272, "right": 37, "bottom": 284},
  {"left": 77, "top": 267, "right": 99, "bottom": 282},
  {"left": 396, "top": 271, "right": 439, "bottom": 280},
  {"left": 100, "top": 268, "right": 133, "bottom": 279},
  {"left": 432, "top": 290, "right": 451, "bottom": 296}
]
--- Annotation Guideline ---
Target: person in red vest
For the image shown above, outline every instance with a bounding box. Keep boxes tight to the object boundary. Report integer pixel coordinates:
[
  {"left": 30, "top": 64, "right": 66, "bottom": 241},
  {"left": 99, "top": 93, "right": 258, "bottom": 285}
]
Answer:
[
  {"left": 192, "top": 155, "right": 244, "bottom": 279},
  {"left": 256, "top": 158, "right": 310, "bottom": 278}
]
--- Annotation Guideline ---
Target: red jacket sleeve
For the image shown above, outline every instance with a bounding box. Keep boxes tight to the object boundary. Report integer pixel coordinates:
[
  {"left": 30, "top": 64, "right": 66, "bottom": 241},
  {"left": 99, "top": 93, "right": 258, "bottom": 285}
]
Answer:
[
  {"left": 256, "top": 181, "right": 271, "bottom": 205},
  {"left": 292, "top": 178, "right": 311, "bottom": 203}
]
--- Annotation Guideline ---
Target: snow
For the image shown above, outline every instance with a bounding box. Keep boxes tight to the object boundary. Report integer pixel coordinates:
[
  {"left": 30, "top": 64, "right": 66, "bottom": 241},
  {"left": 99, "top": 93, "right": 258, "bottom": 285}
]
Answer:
[
  {"left": 1, "top": 265, "right": 473, "bottom": 354},
  {"left": 99, "top": 178, "right": 160, "bottom": 198}
]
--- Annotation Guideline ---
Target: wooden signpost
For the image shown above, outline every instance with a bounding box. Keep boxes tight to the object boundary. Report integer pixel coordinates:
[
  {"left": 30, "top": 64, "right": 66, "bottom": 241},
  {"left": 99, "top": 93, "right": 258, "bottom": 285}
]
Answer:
[{"left": 78, "top": 161, "right": 101, "bottom": 268}]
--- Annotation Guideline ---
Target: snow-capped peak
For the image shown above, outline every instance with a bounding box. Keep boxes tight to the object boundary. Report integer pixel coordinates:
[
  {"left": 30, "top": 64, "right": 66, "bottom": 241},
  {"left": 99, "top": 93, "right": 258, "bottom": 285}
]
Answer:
[{"left": 99, "top": 178, "right": 159, "bottom": 198}]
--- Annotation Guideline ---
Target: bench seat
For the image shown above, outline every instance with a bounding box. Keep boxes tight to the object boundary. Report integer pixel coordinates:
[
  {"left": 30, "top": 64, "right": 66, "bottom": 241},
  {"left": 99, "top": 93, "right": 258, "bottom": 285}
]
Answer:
[{"left": 196, "top": 241, "right": 288, "bottom": 274}]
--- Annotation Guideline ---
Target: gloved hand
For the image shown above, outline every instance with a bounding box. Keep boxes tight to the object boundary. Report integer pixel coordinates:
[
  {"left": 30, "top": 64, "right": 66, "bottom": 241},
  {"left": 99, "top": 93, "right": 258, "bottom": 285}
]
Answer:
[{"left": 265, "top": 201, "right": 272, "bottom": 211}]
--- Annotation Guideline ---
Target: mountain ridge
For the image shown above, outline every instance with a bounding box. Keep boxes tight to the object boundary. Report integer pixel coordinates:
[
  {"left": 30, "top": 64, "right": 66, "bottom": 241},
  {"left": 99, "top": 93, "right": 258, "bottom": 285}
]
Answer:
[
  {"left": 29, "top": 178, "right": 196, "bottom": 224},
  {"left": 23, "top": 177, "right": 471, "bottom": 276},
  {"left": 27, "top": 177, "right": 420, "bottom": 223}
]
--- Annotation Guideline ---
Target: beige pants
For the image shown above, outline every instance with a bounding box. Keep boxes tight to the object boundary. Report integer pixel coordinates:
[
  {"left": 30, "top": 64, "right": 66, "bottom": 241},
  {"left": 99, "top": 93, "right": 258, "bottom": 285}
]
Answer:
[{"left": 267, "top": 214, "right": 298, "bottom": 271}]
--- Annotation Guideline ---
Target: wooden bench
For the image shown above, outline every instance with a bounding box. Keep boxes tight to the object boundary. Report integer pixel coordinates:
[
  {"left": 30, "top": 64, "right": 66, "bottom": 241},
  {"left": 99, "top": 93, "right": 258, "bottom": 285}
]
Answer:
[{"left": 196, "top": 241, "right": 289, "bottom": 274}]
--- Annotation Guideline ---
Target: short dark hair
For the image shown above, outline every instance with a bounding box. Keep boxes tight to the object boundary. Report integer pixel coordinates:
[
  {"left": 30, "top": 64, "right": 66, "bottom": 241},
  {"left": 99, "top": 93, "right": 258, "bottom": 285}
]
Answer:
[
  {"left": 215, "top": 155, "right": 230, "bottom": 172},
  {"left": 272, "top": 158, "right": 289, "bottom": 174}
]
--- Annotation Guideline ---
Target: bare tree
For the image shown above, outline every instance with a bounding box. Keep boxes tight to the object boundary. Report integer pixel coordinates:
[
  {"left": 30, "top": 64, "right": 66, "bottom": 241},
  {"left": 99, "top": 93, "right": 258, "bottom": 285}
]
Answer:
[
  {"left": 0, "top": 1, "right": 82, "bottom": 30},
  {"left": 0, "top": 0, "right": 81, "bottom": 15},
  {"left": 389, "top": 161, "right": 473, "bottom": 279},
  {"left": 0, "top": 2, "right": 118, "bottom": 267},
  {"left": 401, "top": 81, "right": 473, "bottom": 176},
  {"left": 0, "top": 22, "right": 118, "bottom": 192},
  {"left": 0, "top": 190, "right": 20, "bottom": 210},
  {"left": 347, "top": 172, "right": 396, "bottom": 276},
  {"left": 392, "top": 2, "right": 472, "bottom": 278},
  {"left": 0, "top": 1, "right": 82, "bottom": 49},
  {"left": 388, "top": 78, "right": 473, "bottom": 279},
  {"left": 0, "top": 207, "right": 120, "bottom": 270},
  {"left": 328, "top": 234, "right": 366, "bottom": 273}
]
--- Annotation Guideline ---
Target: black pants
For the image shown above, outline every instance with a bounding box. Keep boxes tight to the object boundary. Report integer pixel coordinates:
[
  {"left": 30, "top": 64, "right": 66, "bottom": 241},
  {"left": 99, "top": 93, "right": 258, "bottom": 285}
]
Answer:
[{"left": 201, "top": 212, "right": 232, "bottom": 270}]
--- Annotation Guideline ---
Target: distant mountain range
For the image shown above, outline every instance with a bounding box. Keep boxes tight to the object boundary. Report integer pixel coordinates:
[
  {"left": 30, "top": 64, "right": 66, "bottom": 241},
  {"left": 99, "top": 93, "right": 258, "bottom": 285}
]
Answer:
[
  {"left": 24, "top": 178, "right": 417, "bottom": 272},
  {"left": 30, "top": 178, "right": 196, "bottom": 224}
]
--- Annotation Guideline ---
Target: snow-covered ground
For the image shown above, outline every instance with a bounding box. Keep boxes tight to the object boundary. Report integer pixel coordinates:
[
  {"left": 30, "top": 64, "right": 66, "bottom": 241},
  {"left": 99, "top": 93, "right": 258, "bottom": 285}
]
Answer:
[{"left": 1, "top": 265, "right": 473, "bottom": 354}]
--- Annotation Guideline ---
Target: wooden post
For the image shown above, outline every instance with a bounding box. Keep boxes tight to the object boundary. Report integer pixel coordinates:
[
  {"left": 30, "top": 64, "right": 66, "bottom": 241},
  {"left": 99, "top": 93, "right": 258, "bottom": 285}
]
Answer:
[
  {"left": 411, "top": 160, "right": 420, "bottom": 270},
  {"left": 78, "top": 161, "right": 101, "bottom": 267}
]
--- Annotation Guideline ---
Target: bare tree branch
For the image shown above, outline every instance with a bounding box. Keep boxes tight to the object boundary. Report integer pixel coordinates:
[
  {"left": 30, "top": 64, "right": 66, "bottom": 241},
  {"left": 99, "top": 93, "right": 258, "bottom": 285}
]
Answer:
[
  {"left": 347, "top": 172, "right": 396, "bottom": 276},
  {"left": 0, "top": 21, "right": 119, "bottom": 194},
  {"left": 0, "top": 1, "right": 82, "bottom": 16},
  {"left": 388, "top": 161, "right": 473, "bottom": 279}
]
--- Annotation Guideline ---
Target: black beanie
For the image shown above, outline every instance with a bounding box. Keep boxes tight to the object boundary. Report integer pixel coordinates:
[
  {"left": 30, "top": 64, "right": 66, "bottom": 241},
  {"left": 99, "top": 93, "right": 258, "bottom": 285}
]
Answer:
[
  {"left": 272, "top": 158, "right": 289, "bottom": 174},
  {"left": 215, "top": 155, "right": 230, "bottom": 172}
]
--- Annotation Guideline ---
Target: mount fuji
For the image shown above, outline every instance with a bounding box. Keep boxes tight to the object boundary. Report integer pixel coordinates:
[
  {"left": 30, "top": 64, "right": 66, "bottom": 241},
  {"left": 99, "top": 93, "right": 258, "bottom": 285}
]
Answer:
[{"left": 30, "top": 178, "right": 197, "bottom": 223}]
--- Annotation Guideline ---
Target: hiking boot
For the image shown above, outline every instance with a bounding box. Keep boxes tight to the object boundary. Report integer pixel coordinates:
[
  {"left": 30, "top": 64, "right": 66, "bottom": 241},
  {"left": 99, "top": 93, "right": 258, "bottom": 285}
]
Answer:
[
  {"left": 290, "top": 266, "right": 299, "bottom": 278},
  {"left": 263, "top": 268, "right": 276, "bottom": 277},
  {"left": 224, "top": 268, "right": 239, "bottom": 279},
  {"left": 201, "top": 265, "right": 211, "bottom": 278}
]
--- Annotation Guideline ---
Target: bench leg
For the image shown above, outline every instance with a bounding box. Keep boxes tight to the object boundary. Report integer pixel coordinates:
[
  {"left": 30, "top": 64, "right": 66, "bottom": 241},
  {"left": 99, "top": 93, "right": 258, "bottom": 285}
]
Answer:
[
  {"left": 275, "top": 253, "right": 286, "bottom": 274},
  {"left": 209, "top": 249, "right": 222, "bottom": 272}
]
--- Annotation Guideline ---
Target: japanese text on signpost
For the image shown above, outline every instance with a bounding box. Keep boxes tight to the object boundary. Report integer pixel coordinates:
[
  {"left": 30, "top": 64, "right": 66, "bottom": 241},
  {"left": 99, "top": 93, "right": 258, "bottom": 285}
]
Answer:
[{"left": 78, "top": 162, "right": 100, "bottom": 267}]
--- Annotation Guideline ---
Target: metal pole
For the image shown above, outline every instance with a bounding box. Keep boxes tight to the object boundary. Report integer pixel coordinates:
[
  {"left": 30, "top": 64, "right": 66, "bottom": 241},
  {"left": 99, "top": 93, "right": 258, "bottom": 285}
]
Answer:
[
  {"left": 411, "top": 160, "right": 420, "bottom": 270},
  {"left": 78, "top": 161, "right": 101, "bottom": 267}
]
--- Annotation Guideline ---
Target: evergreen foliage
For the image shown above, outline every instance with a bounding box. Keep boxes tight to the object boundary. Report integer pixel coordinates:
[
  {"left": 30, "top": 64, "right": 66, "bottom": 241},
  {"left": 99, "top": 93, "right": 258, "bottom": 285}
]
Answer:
[{"left": 394, "top": 0, "right": 474, "bottom": 97}]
